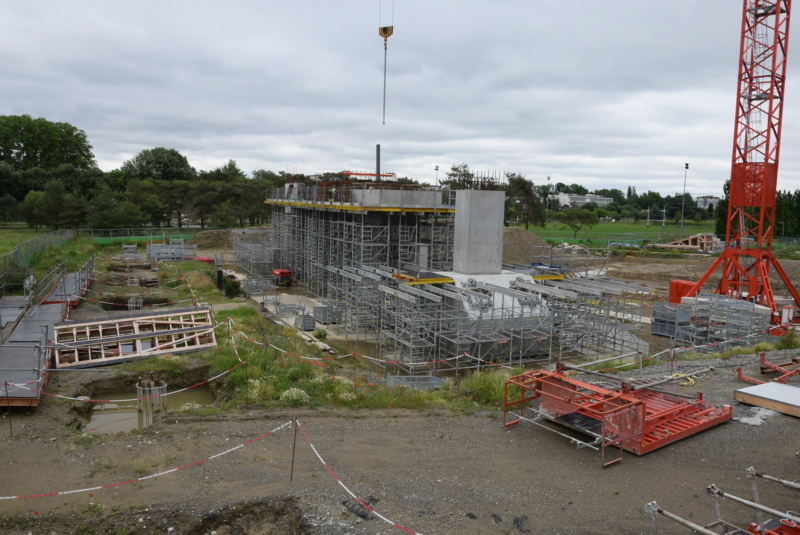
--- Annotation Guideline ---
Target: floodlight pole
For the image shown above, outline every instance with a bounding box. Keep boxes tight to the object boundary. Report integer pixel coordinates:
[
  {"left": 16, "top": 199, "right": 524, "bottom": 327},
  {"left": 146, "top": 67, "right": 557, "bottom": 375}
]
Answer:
[
  {"left": 546, "top": 176, "right": 551, "bottom": 224},
  {"left": 680, "top": 163, "right": 689, "bottom": 237}
]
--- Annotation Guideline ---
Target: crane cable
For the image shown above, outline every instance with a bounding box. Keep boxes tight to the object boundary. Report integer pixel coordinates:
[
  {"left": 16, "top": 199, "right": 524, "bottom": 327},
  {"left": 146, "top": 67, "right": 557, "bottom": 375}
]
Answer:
[{"left": 379, "top": 0, "right": 394, "bottom": 124}]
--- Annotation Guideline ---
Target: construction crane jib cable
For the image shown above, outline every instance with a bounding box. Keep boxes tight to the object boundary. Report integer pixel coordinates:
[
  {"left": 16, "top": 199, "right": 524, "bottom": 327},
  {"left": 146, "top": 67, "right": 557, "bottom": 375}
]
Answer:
[{"left": 378, "top": 0, "right": 394, "bottom": 124}]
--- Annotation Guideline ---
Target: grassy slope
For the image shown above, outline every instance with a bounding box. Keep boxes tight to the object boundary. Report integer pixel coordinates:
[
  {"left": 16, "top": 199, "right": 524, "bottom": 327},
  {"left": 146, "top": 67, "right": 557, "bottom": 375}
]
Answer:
[{"left": 0, "top": 229, "right": 48, "bottom": 256}]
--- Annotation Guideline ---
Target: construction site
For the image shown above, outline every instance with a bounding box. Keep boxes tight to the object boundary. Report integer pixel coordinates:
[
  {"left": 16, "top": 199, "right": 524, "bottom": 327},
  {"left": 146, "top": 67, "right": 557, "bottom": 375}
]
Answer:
[
  {"left": 0, "top": 1, "right": 798, "bottom": 534},
  {"left": 233, "top": 183, "right": 651, "bottom": 374}
]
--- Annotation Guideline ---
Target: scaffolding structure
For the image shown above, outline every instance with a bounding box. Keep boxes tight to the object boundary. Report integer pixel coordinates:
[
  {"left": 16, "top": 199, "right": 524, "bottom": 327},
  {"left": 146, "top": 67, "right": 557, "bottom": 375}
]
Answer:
[
  {"left": 146, "top": 239, "right": 197, "bottom": 262},
  {"left": 530, "top": 245, "right": 610, "bottom": 274},
  {"left": 250, "top": 182, "right": 649, "bottom": 369},
  {"left": 651, "top": 294, "right": 771, "bottom": 352}
]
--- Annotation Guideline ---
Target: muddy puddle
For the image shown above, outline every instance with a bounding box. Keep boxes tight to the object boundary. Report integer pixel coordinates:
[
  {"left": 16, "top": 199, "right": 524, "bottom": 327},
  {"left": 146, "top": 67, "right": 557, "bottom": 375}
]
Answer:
[{"left": 87, "top": 384, "right": 216, "bottom": 433}]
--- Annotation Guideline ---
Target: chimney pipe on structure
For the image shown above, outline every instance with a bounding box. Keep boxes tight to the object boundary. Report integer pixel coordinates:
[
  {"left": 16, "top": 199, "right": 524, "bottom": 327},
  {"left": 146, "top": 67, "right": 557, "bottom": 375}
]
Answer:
[{"left": 376, "top": 144, "right": 381, "bottom": 182}]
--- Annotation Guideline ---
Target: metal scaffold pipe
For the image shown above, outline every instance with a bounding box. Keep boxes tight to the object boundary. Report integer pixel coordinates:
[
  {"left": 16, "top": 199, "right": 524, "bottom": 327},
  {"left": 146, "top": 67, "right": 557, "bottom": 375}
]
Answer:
[
  {"left": 645, "top": 502, "right": 719, "bottom": 535},
  {"left": 707, "top": 484, "right": 800, "bottom": 525}
]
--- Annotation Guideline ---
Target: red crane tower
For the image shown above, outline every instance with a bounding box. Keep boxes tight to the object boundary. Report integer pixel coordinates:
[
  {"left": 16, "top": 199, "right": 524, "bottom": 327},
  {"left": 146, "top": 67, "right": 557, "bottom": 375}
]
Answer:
[{"left": 680, "top": 0, "right": 799, "bottom": 325}]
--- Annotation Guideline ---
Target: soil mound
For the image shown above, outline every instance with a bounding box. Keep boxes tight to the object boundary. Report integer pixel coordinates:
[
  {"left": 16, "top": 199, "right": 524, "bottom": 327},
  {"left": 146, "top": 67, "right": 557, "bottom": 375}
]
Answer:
[
  {"left": 190, "top": 230, "right": 233, "bottom": 248},
  {"left": 503, "top": 226, "right": 547, "bottom": 264}
]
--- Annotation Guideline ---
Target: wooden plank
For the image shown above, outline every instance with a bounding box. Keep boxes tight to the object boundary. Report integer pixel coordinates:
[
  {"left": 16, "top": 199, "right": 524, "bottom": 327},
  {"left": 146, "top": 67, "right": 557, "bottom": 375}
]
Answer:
[{"left": 734, "top": 382, "right": 800, "bottom": 418}]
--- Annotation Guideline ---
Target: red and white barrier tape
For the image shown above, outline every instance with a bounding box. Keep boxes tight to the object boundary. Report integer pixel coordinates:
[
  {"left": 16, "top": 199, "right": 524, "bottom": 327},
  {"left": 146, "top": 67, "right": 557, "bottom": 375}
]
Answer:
[
  {"left": 297, "top": 420, "right": 423, "bottom": 534},
  {"left": 0, "top": 420, "right": 292, "bottom": 501}
]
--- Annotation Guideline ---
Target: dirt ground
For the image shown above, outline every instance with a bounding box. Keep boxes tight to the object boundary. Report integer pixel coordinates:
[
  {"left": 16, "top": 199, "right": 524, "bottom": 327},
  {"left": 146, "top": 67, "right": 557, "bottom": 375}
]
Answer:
[
  {"left": 1, "top": 232, "right": 799, "bottom": 534},
  {"left": 0, "top": 354, "right": 798, "bottom": 535}
]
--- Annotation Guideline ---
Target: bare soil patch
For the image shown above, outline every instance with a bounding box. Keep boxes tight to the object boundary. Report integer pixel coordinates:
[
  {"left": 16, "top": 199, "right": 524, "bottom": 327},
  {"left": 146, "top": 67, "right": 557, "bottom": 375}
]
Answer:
[
  {"left": 503, "top": 227, "right": 547, "bottom": 265},
  {"left": 190, "top": 230, "right": 234, "bottom": 249}
]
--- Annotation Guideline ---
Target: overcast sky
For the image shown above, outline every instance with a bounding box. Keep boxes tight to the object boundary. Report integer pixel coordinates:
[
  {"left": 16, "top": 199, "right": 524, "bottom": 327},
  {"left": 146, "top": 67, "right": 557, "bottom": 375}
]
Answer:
[{"left": 3, "top": 1, "right": 800, "bottom": 197}]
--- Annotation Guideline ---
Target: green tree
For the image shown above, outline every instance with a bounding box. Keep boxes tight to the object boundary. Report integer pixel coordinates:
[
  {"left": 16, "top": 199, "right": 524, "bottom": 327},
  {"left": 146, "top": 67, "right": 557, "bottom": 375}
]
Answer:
[
  {"left": 593, "top": 188, "right": 625, "bottom": 205},
  {"left": 0, "top": 193, "right": 17, "bottom": 221},
  {"left": 103, "top": 169, "right": 128, "bottom": 193},
  {"left": 41, "top": 180, "right": 66, "bottom": 229},
  {"left": 211, "top": 201, "right": 238, "bottom": 228},
  {"left": 188, "top": 180, "right": 222, "bottom": 227},
  {"left": 442, "top": 163, "right": 474, "bottom": 189},
  {"left": 86, "top": 185, "right": 119, "bottom": 229},
  {"left": 567, "top": 183, "right": 589, "bottom": 195},
  {"left": 59, "top": 193, "right": 89, "bottom": 228},
  {"left": 504, "top": 172, "right": 545, "bottom": 229},
  {"left": 107, "top": 201, "right": 147, "bottom": 228},
  {"left": 199, "top": 159, "right": 246, "bottom": 182},
  {"left": 158, "top": 180, "right": 192, "bottom": 227},
  {"left": 251, "top": 169, "right": 282, "bottom": 185},
  {"left": 553, "top": 208, "right": 599, "bottom": 239},
  {"left": 0, "top": 115, "right": 96, "bottom": 171},
  {"left": 121, "top": 147, "right": 196, "bottom": 183},
  {"left": 19, "top": 190, "right": 47, "bottom": 229},
  {"left": 0, "top": 162, "right": 25, "bottom": 201}
]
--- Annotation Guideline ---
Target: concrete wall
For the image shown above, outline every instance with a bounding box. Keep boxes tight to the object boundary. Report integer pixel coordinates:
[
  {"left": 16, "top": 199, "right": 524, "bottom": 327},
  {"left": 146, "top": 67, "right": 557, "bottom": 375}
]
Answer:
[
  {"left": 453, "top": 190, "right": 505, "bottom": 274},
  {"left": 350, "top": 188, "right": 445, "bottom": 208}
]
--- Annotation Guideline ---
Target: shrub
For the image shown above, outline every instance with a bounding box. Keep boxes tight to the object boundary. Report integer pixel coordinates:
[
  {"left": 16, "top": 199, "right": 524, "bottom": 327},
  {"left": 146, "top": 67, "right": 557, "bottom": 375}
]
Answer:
[
  {"left": 775, "top": 327, "right": 800, "bottom": 350},
  {"left": 280, "top": 387, "right": 311, "bottom": 406},
  {"left": 222, "top": 277, "right": 243, "bottom": 298},
  {"left": 312, "top": 328, "right": 328, "bottom": 340}
]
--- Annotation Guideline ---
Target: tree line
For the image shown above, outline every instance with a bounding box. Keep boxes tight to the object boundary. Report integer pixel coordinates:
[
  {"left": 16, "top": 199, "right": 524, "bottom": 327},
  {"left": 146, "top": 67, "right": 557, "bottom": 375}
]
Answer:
[
  {"left": 5, "top": 114, "right": 799, "bottom": 236},
  {"left": 0, "top": 116, "right": 315, "bottom": 229}
]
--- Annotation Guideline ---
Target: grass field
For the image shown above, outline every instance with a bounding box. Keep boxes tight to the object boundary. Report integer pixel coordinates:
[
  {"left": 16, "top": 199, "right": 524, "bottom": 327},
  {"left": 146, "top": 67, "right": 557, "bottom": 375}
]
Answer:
[
  {"left": 0, "top": 228, "right": 48, "bottom": 256},
  {"left": 527, "top": 220, "right": 717, "bottom": 244}
]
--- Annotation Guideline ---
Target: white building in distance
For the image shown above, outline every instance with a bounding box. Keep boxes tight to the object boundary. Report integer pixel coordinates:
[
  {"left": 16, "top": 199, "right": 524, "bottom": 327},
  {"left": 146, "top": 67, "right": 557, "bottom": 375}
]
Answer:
[
  {"left": 696, "top": 195, "right": 721, "bottom": 210},
  {"left": 556, "top": 193, "right": 614, "bottom": 208}
]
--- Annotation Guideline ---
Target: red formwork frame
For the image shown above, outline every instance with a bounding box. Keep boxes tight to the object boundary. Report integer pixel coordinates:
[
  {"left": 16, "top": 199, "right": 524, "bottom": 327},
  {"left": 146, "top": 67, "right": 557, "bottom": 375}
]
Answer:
[{"left": 503, "top": 364, "right": 732, "bottom": 464}]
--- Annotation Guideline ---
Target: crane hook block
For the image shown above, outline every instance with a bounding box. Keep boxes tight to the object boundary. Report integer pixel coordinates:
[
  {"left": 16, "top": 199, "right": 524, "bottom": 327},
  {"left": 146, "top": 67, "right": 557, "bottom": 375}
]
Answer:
[{"left": 379, "top": 25, "right": 393, "bottom": 45}]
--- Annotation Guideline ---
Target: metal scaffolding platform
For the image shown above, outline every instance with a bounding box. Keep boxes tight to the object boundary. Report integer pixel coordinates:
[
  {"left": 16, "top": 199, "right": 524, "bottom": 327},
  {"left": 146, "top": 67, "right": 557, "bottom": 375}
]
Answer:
[
  {"left": 239, "top": 183, "right": 651, "bottom": 368},
  {"left": 652, "top": 294, "right": 771, "bottom": 352}
]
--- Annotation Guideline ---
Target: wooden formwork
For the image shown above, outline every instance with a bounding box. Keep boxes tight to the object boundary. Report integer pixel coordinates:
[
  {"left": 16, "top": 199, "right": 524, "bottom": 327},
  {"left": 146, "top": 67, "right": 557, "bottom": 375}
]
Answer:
[{"left": 52, "top": 307, "right": 217, "bottom": 368}]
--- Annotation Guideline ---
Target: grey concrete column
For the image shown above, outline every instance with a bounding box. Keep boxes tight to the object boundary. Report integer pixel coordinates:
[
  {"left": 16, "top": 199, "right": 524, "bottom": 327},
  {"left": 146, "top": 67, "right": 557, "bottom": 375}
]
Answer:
[{"left": 453, "top": 190, "right": 505, "bottom": 274}]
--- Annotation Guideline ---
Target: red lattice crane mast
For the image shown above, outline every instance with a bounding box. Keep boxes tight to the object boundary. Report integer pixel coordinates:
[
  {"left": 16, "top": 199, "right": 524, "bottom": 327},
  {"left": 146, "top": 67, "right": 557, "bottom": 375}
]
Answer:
[{"left": 683, "top": 0, "right": 799, "bottom": 325}]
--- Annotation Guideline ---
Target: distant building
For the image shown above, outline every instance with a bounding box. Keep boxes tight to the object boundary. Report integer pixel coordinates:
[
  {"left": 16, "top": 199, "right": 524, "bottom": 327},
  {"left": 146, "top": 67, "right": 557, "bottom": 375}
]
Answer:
[
  {"left": 556, "top": 193, "right": 614, "bottom": 208},
  {"left": 696, "top": 195, "right": 721, "bottom": 210}
]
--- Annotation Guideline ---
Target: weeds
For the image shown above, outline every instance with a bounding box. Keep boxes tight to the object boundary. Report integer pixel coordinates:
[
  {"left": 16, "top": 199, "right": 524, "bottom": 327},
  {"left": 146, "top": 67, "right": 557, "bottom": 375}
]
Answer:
[
  {"left": 75, "top": 430, "right": 97, "bottom": 448},
  {"left": 775, "top": 328, "right": 800, "bottom": 350},
  {"left": 458, "top": 368, "right": 523, "bottom": 404},
  {"left": 79, "top": 502, "right": 103, "bottom": 516}
]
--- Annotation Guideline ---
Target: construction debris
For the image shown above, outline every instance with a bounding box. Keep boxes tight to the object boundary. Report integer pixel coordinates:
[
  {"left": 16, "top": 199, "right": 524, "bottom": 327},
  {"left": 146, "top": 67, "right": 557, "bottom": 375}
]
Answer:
[{"left": 652, "top": 233, "right": 721, "bottom": 253}]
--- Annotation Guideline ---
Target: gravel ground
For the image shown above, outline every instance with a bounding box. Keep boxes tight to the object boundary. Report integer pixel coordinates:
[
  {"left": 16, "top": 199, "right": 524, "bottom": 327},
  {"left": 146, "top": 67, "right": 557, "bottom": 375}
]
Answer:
[{"left": 0, "top": 350, "right": 798, "bottom": 535}]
